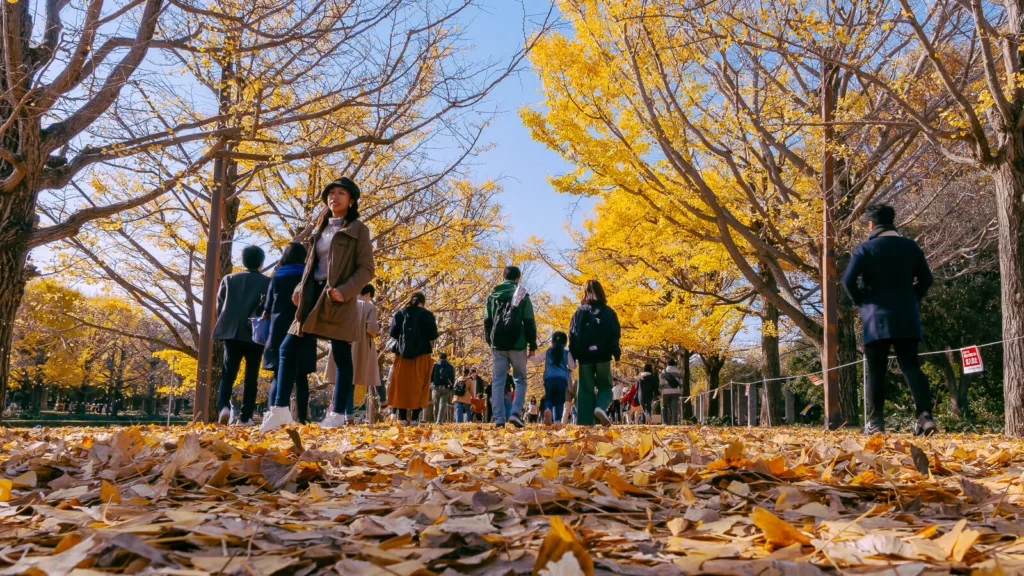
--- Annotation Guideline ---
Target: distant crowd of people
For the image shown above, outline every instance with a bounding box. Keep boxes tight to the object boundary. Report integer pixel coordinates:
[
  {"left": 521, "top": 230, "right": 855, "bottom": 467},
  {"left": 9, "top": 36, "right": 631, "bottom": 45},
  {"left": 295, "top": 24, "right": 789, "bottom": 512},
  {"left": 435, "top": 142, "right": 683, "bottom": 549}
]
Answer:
[{"left": 212, "top": 175, "right": 937, "bottom": 436}]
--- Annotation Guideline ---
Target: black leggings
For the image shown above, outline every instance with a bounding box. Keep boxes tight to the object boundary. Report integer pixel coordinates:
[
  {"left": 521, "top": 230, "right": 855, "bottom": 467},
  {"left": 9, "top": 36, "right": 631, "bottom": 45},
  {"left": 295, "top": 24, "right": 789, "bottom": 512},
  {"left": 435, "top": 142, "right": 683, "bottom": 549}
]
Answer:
[
  {"left": 395, "top": 408, "right": 421, "bottom": 421},
  {"left": 864, "top": 339, "right": 933, "bottom": 423}
]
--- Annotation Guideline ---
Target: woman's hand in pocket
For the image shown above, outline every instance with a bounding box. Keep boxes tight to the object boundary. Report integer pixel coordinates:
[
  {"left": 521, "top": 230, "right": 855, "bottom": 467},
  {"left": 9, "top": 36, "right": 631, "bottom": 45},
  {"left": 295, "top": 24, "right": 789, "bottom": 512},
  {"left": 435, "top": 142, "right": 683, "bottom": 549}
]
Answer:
[
  {"left": 292, "top": 289, "right": 301, "bottom": 306},
  {"left": 328, "top": 288, "right": 344, "bottom": 302}
]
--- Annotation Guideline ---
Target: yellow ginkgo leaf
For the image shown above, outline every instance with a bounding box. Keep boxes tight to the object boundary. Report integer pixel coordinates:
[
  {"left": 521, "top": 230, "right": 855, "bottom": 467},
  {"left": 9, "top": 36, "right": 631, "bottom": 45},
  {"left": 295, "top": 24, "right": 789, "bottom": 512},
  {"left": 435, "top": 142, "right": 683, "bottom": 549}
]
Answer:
[
  {"left": 0, "top": 479, "right": 11, "bottom": 502},
  {"left": 100, "top": 480, "right": 121, "bottom": 504},
  {"left": 750, "top": 507, "right": 811, "bottom": 547},
  {"left": 541, "top": 458, "right": 560, "bottom": 480}
]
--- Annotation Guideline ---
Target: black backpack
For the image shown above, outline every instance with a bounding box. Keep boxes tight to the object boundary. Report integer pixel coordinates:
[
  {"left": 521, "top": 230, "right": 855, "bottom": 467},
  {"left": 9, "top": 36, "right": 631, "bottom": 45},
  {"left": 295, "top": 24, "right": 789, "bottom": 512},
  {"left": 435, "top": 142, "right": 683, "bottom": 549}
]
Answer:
[
  {"left": 435, "top": 363, "right": 455, "bottom": 389},
  {"left": 662, "top": 371, "right": 681, "bottom": 391},
  {"left": 573, "top": 309, "right": 606, "bottom": 357},
  {"left": 453, "top": 379, "right": 467, "bottom": 396},
  {"left": 394, "top": 310, "right": 422, "bottom": 360},
  {"left": 489, "top": 295, "right": 522, "bottom": 349}
]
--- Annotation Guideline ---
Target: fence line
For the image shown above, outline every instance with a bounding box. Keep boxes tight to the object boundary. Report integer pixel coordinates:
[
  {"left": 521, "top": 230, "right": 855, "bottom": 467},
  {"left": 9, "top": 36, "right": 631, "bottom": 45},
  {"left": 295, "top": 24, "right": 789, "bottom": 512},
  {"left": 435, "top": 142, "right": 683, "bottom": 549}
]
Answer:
[{"left": 684, "top": 334, "right": 1024, "bottom": 426}]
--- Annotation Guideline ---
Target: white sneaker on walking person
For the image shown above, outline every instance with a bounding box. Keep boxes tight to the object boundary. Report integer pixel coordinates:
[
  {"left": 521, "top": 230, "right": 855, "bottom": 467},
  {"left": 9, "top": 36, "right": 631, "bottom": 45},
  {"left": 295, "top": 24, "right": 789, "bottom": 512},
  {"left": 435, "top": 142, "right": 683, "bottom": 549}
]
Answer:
[
  {"left": 320, "top": 411, "right": 347, "bottom": 429},
  {"left": 218, "top": 407, "right": 231, "bottom": 425},
  {"left": 259, "top": 406, "right": 294, "bottom": 432},
  {"left": 234, "top": 419, "right": 255, "bottom": 427},
  {"left": 594, "top": 407, "right": 611, "bottom": 426}
]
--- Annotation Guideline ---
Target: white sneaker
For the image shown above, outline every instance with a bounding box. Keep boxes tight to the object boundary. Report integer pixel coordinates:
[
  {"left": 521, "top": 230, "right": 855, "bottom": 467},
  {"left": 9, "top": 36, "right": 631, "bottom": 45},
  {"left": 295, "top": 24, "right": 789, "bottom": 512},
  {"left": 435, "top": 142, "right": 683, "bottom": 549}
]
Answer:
[
  {"left": 218, "top": 408, "right": 230, "bottom": 425},
  {"left": 234, "top": 419, "right": 255, "bottom": 427},
  {"left": 594, "top": 408, "right": 611, "bottom": 426},
  {"left": 321, "top": 411, "right": 347, "bottom": 429},
  {"left": 259, "top": 407, "right": 294, "bottom": 432}
]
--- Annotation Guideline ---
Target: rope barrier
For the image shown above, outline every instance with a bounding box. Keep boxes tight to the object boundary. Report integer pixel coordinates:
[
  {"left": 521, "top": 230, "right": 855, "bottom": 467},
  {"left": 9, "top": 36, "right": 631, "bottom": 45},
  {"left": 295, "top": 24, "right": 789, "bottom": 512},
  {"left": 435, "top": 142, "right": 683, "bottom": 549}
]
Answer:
[{"left": 678, "top": 334, "right": 1024, "bottom": 425}]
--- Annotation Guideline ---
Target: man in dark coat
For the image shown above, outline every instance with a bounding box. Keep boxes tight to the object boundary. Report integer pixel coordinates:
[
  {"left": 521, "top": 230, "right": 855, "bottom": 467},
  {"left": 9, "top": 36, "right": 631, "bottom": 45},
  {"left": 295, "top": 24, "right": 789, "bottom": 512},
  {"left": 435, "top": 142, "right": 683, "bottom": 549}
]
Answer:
[
  {"left": 430, "top": 353, "right": 455, "bottom": 424},
  {"left": 213, "top": 245, "right": 270, "bottom": 425},
  {"left": 841, "top": 204, "right": 935, "bottom": 436}
]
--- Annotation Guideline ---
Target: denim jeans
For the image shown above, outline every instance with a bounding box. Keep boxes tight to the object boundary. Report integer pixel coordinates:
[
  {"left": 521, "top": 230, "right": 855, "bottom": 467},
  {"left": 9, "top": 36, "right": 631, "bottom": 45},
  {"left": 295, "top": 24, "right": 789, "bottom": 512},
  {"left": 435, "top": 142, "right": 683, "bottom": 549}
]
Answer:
[
  {"left": 490, "top": 349, "right": 528, "bottom": 424},
  {"left": 218, "top": 340, "right": 264, "bottom": 422},
  {"left": 543, "top": 377, "right": 567, "bottom": 422},
  {"left": 273, "top": 334, "right": 315, "bottom": 420},
  {"left": 455, "top": 401, "right": 471, "bottom": 423}
]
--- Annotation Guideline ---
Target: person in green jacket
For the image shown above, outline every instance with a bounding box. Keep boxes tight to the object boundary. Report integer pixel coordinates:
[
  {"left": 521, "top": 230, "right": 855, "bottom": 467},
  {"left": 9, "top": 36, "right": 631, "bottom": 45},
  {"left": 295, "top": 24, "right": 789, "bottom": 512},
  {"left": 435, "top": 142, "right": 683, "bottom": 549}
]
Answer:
[{"left": 484, "top": 266, "right": 538, "bottom": 428}]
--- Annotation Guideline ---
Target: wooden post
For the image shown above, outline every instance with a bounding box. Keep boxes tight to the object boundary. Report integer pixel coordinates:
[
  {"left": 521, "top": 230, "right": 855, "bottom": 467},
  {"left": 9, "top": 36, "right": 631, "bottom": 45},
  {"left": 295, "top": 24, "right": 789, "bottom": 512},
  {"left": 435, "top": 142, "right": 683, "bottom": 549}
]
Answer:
[{"left": 821, "top": 59, "right": 842, "bottom": 430}]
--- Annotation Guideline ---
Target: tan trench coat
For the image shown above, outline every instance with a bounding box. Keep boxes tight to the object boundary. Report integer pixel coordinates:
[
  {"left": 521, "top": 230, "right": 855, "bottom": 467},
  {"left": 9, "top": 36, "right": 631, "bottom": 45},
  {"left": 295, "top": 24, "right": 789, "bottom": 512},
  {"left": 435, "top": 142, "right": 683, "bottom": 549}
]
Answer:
[
  {"left": 289, "top": 210, "right": 375, "bottom": 343},
  {"left": 352, "top": 299, "right": 381, "bottom": 387}
]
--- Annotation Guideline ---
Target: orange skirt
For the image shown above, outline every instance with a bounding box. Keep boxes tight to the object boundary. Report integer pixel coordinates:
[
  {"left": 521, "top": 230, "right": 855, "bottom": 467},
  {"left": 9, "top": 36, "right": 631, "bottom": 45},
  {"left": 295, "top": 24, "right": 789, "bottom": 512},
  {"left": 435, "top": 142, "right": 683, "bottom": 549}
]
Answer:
[{"left": 387, "top": 354, "right": 433, "bottom": 410}]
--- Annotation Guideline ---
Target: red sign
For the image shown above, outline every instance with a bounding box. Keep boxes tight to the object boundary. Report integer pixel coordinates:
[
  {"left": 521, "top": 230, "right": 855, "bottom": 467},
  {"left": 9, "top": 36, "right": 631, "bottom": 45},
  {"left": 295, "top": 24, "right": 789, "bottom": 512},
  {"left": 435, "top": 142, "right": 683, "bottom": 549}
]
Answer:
[{"left": 961, "top": 346, "right": 984, "bottom": 374}]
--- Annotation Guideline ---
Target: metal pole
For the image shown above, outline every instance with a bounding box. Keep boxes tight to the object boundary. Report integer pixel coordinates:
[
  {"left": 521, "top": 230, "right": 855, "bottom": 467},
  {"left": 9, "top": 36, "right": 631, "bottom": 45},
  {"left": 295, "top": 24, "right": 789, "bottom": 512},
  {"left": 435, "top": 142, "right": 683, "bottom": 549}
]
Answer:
[
  {"left": 729, "top": 384, "right": 734, "bottom": 427},
  {"left": 821, "top": 58, "right": 842, "bottom": 430},
  {"left": 862, "top": 356, "right": 867, "bottom": 430}
]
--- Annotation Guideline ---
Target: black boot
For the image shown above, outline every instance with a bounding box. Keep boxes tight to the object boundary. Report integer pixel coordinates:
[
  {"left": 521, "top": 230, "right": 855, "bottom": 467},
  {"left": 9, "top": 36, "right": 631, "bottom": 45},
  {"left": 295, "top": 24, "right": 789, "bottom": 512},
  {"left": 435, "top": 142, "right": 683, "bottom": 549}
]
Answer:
[{"left": 915, "top": 412, "right": 937, "bottom": 436}]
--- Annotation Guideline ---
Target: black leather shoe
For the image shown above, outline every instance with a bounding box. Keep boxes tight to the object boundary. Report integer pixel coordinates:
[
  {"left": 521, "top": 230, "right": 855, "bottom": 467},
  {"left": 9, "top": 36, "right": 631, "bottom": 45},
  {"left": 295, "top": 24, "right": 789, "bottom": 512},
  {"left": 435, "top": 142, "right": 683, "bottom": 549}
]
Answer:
[{"left": 915, "top": 413, "right": 937, "bottom": 436}]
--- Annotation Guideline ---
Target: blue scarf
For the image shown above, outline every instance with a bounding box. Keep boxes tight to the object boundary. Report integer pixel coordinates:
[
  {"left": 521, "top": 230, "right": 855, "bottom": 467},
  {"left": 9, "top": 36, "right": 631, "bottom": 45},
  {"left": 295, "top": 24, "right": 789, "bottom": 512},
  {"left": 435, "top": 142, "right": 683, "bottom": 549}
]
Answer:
[{"left": 275, "top": 264, "right": 305, "bottom": 277}]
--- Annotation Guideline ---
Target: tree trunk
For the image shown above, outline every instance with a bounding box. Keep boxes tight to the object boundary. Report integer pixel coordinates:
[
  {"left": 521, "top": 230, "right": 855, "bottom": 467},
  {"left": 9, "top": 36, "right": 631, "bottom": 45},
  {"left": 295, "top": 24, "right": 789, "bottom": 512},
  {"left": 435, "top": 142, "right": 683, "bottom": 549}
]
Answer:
[
  {"left": 784, "top": 387, "right": 795, "bottom": 423},
  {"left": 758, "top": 262, "right": 783, "bottom": 426},
  {"left": 0, "top": 188, "right": 36, "bottom": 420},
  {"left": 934, "top": 351, "right": 969, "bottom": 418},
  {"left": 703, "top": 355, "right": 724, "bottom": 420},
  {"left": 747, "top": 383, "right": 758, "bottom": 426},
  {"left": 680, "top": 348, "right": 692, "bottom": 421},
  {"left": 993, "top": 160, "right": 1024, "bottom": 437},
  {"left": 837, "top": 303, "right": 861, "bottom": 426}
]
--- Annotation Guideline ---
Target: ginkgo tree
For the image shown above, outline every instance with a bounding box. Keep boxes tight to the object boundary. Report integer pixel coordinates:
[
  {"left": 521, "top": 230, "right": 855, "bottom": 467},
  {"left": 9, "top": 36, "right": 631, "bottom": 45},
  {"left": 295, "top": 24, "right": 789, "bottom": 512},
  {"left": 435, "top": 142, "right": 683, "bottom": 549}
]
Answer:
[
  {"left": 532, "top": 188, "right": 749, "bottom": 422},
  {"left": 0, "top": 0, "right": 554, "bottom": 417},
  {"left": 522, "top": 0, "right": 977, "bottom": 426}
]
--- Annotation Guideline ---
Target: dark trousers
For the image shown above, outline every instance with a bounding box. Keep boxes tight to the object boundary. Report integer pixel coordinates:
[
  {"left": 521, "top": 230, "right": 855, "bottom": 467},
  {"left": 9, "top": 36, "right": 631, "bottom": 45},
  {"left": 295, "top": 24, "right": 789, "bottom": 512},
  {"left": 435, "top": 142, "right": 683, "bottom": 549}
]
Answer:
[
  {"left": 273, "top": 334, "right": 315, "bottom": 422},
  {"left": 864, "top": 338, "right": 933, "bottom": 424},
  {"left": 608, "top": 399, "right": 622, "bottom": 422},
  {"left": 218, "top": 340, "right": 264, "bottom": 422},
  {"left": 331, "top": 340, "right": 354, "bottom": 414}
]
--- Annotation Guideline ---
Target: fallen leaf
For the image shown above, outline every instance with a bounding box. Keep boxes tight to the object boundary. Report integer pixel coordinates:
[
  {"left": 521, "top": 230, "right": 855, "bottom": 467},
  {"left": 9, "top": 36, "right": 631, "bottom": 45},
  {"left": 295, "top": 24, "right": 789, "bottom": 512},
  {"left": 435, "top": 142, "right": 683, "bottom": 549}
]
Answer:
[
  {"left": 11, "top": 471, "right": 36, "bottom": 488},
  {"left": 534, "top": 516, "right": 594, "bottom": 576},
  {"left": 541, "top": 458, "right": 560, "bottom": 480},
  {"left": 100, "top": 480, "right": 121, "bottom": 504},
  {"left": 751, "top": 506, "right": 811, "bottom": 547}
]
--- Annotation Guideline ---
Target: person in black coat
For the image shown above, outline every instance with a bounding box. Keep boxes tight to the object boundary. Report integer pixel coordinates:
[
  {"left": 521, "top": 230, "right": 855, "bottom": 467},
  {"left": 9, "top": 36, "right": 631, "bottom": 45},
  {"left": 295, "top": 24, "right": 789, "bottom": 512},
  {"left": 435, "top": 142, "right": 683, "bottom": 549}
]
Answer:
[
  {"left": 568, "top": 280, "right": 622, "bottom": 426},
  {"left": 841, "top": 204, "right": 936, "bottom": 436},
  {"left": 213, "top": 245, "right": 270, "bottom": 425},
  {"left": 637, "top": 364, "right": 659, "bottom": 421},
  {"left": 386, "top": 292, "right": 439, "bottom": 424},
  {"left": 260, "top": 243, "right": 317, "bottom": 428}
]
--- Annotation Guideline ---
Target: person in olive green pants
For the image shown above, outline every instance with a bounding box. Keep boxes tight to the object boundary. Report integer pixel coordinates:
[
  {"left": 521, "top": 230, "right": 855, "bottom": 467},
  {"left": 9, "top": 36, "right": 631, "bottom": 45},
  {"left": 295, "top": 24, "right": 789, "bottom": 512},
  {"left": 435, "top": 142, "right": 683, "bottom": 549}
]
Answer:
[
  {"left": 576, "top": 362, "right": 613, "bottom": 425},
  {"left": 568, "top": 280, "right": 621, "bottom": 426}
]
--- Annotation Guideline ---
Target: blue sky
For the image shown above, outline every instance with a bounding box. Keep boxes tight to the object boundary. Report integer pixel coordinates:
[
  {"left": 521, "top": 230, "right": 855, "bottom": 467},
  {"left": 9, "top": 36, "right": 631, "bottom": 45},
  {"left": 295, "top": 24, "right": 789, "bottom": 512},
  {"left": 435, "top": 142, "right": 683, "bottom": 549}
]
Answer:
[{"left": 464, "top": 1, "right": 591, "bottom": 297}]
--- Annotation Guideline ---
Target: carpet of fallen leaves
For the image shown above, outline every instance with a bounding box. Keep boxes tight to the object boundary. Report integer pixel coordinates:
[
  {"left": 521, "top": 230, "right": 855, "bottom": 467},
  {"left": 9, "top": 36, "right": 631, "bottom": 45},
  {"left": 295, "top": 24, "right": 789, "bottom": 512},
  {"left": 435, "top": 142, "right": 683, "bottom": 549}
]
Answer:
[{"left": 0, "top": 424, "right": 1023, "bottom": 576}]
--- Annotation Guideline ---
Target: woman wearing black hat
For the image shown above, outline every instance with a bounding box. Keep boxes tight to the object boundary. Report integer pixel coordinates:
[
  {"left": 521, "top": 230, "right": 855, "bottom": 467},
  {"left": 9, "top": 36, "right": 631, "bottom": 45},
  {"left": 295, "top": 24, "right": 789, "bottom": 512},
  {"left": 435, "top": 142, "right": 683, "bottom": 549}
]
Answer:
[{"left": 263, "top": 177, "right": 375, "bottom": 431}]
